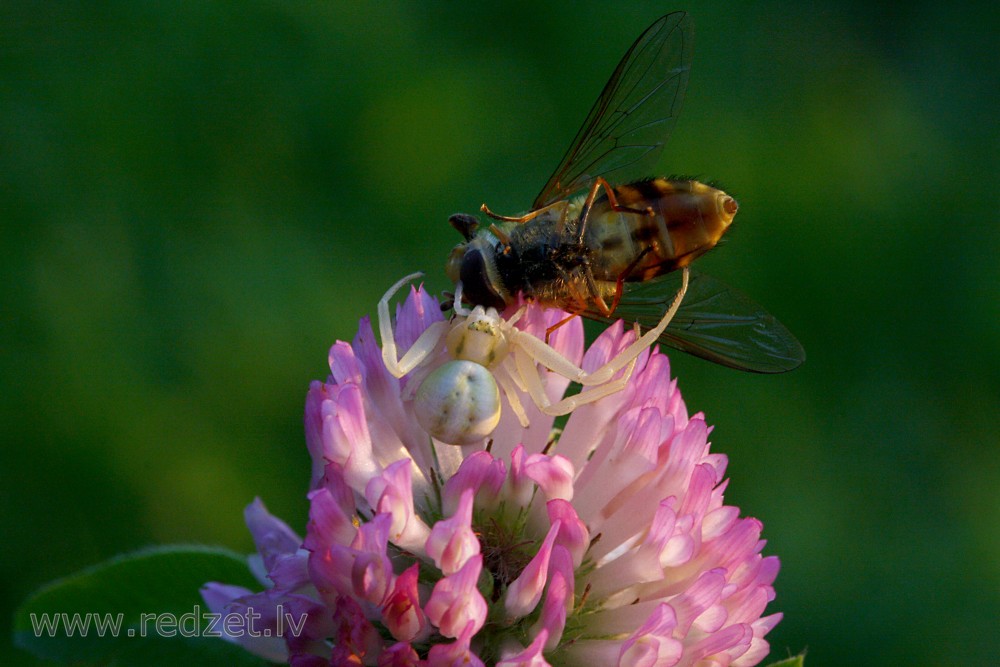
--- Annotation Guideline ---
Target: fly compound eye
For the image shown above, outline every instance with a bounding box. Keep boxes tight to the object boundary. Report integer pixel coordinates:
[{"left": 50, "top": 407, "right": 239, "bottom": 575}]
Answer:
[
  {"left": 413, "top": 360, "right": 501, "bottom": 446},
  {"left": 459, "top": 248, "right": 507, "bottom": 310}
]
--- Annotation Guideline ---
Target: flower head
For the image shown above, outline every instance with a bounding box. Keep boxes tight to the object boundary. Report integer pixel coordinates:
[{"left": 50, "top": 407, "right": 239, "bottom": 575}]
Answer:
[{"left": 204, "top": 283, "right": 781, "bottom": 666}]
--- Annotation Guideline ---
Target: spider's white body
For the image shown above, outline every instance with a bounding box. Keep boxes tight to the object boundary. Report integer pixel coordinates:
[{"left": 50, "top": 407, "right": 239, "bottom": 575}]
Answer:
[{"left": 378, "top": 270, "right": 689, "bottom": 445}]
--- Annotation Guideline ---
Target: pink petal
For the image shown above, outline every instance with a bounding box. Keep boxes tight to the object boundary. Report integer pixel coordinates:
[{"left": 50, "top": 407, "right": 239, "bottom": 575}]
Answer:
[
  {"left": 441, "top": 450, "right": 506, "bottom": 516},
  {"left": 309, "top": 513, "right": 394, "bottom": 606},
  {"left": 497, "top": 629, "right": 552, "bottom": 666},
  {"left": 382, "top": 564, "right": 429, "bottom": 643},
  {"left": 505, "top": 521, "right": 560, "bottom": 618},
  {"left": 524, "top": 453, "right": 575, "bottom": 501},
  {"left": 426, "top": 488, "right": 480, "bottom": 575},
  {"left": 546, "top": 499, "right": 590, "bottom": 568},
  {"left": 670, "top": 569, "right": 727, "bottom": 634},
  {"left": 425, "top": 555, "right": 488, "bottom": 639},
  {"left": 352, "top": 315, "right": 434, "bottom": 472},
  {"left": 685, "top": 621, "right": 753, "bottom": 665},
  {"left": 531, "top": 546, "right": 574, "bottom": 648},
  {"left": 618, "top": 603, "right": 683, "bottom": 667},
  {"left": 366, "top": 459, "right": 431, "bottom": 552},
  {"left": 505, "top": 445, "right": 533, "bottom": 508},
  {"left": 331, "top": 594, "right": 383, "bottom": 662},
  {"left": 378, "top": 642, "right": 425, "bottom": 667},
  {"left": 304, "top": 486, "right": 357, "bottom": 554},
  {"left": 322, "top": 382, "right": 380, "bottom": 492},
  {"left": 198, "top": 584, "right": 289, "bottom": 663},
  {"left": 732, "top": 614, "right": 783, "bottom": 667},
  {"left": 395, "top": 284, "right": 444, "bottom": 352},
  {"left": 426, "top": 620, "right": 485, "bottom": 667},
  {"left": 244, "top": 498, "right": 302, "bottom": 571},
  {"left": 304, "top": 381, "right": 331, "bottom": 488},
  {"left": 328, "top": 340, "right": 364, "bottom": 386}
]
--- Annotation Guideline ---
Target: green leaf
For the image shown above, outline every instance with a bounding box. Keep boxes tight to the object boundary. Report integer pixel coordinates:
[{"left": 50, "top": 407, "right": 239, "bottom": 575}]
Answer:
[
  {"left": 12, "top": 544, "right": 273, "bottom": 666},
  {"left": 764, "top": 653, "right": 807, "bottom": 667}
]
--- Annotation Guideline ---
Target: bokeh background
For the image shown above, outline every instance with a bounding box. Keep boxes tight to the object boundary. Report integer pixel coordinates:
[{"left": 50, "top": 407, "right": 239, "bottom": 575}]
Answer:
[{"left": 2, "top": 1, "right": 996, "bottom": 665}]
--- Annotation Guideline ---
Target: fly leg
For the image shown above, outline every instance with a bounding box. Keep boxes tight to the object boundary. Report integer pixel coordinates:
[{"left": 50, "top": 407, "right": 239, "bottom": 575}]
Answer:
[
  {"left": 608, "top": 247, "right": 653, "bottom": 315},
  {"left": 580, "top": 257, "right": 615, "bottom": 317},
  {"left": 482, "top": 200, "right": 569, "bottom": 253},
  {"left": 488, "top": 223, "right": 513, "bottom": 250},
  {"left": 543, "top": 267, "right": 590, "bottom": 343},
  {"left": 481, "top": 199, "right": 568, "bottom": 224},
  {"left": 544, "top": 313, "right": 578, "bottom": 343},
  {"left": 573, "top": 177, "right": 655, "bottom": 314},
  {"left": 575, "top": 177, "right": 654, "bottom": 245}
]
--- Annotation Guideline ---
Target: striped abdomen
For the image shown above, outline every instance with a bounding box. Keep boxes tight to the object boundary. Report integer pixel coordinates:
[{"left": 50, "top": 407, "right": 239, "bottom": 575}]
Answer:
[{"left": 585, "top": 178, "right": 738, "bottom": 282}]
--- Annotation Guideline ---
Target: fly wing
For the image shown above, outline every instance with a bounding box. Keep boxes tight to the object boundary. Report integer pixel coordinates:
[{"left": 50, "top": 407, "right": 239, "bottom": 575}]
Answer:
[
  {"left": 532, "top": 12, "right": 693, "bottom": 209},
  {"left": 585, "top": 271, "right": 806, "bottom": 373}
]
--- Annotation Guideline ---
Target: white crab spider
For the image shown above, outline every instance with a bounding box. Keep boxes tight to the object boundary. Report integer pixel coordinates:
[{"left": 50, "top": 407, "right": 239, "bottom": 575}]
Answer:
[{"left": 378, "top": 269, "right": 690, "bottom": 446}]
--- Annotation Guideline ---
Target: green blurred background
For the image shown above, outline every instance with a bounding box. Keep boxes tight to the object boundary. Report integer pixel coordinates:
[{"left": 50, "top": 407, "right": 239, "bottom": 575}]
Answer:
[{"left": 2, "top": 1, "right": 996, "bottom": 665}]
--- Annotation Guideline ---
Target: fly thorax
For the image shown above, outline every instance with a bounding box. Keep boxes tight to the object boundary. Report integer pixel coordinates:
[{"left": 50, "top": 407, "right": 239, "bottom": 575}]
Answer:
[{"left": 446, "top": 307, "right": 509, "bottom": 368}]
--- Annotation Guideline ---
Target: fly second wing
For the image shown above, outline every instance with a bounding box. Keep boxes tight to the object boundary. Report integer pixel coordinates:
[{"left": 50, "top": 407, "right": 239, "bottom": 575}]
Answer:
[
  {"left": 532, "top": 12, "right": 693, "bottom": 209},
  {"left": 586, "top": 271, "right": 806, "bottom": 373}
]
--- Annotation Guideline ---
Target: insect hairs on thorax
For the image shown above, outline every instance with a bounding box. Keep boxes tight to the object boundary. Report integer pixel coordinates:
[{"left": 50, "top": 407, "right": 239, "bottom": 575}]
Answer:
[{"left": 492, "top": 216, "right": 590, "bottom": 304}]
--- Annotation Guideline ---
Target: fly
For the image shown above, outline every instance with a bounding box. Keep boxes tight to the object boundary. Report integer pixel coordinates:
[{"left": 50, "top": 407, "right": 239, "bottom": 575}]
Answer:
[{"left": 445, "top": 12, "right": 804, "bottom": 373}]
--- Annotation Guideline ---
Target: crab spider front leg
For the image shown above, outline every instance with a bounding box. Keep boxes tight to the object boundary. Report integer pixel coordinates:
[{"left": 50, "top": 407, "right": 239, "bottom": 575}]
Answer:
[
  {"left": 451, "top": 280, "right": 470, "bottom": 317},
  {"left": 378, "top": 272, "right": 449, "bottom": 378},
  {"left": 511, "top": 337, "right": 641, "bottom": 416},
  {"left": 502, "top": 268, "right": 690, "bottom": 416},
  {"left": 507, "top": 267, "right": 690, "bottom": 388}
]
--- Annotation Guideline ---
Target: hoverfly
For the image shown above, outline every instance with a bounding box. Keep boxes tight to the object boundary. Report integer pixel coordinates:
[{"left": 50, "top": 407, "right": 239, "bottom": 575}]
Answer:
[{"left": 446, "top": 12, "right": 804, "bottom": 373}]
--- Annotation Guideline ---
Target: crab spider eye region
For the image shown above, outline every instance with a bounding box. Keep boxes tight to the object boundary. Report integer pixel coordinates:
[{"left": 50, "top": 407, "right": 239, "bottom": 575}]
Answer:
[
  {"left": 445, "top": 309, "right": 509, "bottom": 368},
  {"left": 414, "top": 359, "right": 501, "bottom": 446}
]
